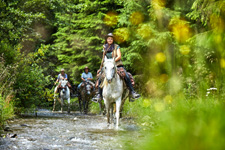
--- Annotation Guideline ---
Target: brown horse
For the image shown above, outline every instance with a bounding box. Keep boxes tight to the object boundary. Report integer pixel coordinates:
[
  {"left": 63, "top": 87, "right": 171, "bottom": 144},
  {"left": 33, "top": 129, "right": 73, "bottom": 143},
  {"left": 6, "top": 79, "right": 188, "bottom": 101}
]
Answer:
[{"left": 78, "top": 81, "right": 94, "bottom": 114}]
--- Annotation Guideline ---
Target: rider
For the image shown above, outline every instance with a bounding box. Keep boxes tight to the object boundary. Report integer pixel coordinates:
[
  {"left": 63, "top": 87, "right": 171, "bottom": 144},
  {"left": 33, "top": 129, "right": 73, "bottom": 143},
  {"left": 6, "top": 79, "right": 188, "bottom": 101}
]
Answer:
[
  {"left": 55, "top": 68, "right": 71, "bottom": 94},
  {"left": 92, "top": 33, "right": 140, "bottom": 102},
  {"left": 77, "top": 66, "right": 95, "bottom": 91}
]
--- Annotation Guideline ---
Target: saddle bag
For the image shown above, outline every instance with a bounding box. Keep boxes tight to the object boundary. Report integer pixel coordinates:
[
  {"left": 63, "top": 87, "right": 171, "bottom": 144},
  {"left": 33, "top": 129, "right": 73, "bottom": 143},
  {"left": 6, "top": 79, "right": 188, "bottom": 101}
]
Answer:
[{"left": 117, "top": 67, "right": 126, "bottom": 79}]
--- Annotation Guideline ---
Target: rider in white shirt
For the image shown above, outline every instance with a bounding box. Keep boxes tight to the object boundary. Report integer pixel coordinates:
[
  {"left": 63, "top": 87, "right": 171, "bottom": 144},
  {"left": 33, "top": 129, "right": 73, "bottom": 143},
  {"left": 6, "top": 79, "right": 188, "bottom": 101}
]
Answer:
[{"left": 55, "top": 68, "right": 71, "bottom": 94}]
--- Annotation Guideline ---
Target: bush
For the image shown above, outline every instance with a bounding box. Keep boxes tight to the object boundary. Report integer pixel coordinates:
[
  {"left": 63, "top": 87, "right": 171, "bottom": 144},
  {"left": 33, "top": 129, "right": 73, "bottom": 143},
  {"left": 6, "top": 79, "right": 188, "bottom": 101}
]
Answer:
[
  {"left": 123, "top": 97, "right": 225, "bottom": 150},
  {"left": 0, "top": 95, "right": 14, "bottom": 130},
  {"left": 14, "top": 60, "right": 53, "bottom": 111}
]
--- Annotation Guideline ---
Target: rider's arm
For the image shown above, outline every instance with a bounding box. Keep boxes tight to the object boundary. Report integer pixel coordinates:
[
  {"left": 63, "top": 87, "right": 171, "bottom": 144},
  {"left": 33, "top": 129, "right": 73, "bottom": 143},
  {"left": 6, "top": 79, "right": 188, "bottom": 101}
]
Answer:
[
  {"left": 115, "top": 48, "right": 121, "bottom": 62},
  {"left": 81, "top": 73, "right": 86, "bottom": 81},
  {"left": 99, "top": 48, "right": 106, "bottom": 72},
  {"left": 55, "top": 75, "right": 60, "bottom": 85},
  {"left": 65, "top": 74, "right": 68, "bottom": 80},
  {"left": 55, "top": 79, "right": 59, "bottom": 85},
  {"left": 87, "top": 73, "right": 93, "bottom": 80}
]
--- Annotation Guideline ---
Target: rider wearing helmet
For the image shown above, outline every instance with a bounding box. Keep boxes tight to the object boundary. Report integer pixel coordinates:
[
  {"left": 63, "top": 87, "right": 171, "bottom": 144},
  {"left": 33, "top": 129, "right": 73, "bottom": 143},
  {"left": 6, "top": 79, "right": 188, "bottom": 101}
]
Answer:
[
  {"left": 77, "top": 66, "right": 95, "bottom": 90},
  {"left": 92, "top": 33, "right": 140, "bottom": 102}
]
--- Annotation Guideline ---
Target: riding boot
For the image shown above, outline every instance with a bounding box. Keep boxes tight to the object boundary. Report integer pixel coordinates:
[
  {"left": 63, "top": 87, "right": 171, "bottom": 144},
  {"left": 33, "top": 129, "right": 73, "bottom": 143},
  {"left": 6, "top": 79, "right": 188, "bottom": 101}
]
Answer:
[{"left": 124, "top": 73, "right": 140, "bottom": 100}]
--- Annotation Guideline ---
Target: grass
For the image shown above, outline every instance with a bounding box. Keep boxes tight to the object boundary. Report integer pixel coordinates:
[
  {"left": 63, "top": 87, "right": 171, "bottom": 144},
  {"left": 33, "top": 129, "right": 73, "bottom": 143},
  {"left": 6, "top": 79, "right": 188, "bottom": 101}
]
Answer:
[
  {"left": 0, "top": 94, "right": 14, "bottom": 131},
  {"left": 89, "top": 102, "right": 101, "bottom": 114},
  {"left": 122, "top": 95, "right": 225, "bottom": 150}
]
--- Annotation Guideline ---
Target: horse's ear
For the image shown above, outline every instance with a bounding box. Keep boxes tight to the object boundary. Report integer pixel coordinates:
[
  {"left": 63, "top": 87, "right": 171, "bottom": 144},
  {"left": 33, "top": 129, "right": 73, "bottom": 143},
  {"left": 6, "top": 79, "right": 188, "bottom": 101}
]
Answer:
[{"left": 104, "top": 56, "right": 108, "bottom": 61}]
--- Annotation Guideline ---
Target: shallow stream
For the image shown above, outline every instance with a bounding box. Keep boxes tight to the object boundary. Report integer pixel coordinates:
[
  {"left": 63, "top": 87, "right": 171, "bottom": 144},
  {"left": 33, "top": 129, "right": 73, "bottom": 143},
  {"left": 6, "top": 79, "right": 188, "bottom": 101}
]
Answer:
[{"left": 0, "top": 109, "right": 140, "bottom": 150}]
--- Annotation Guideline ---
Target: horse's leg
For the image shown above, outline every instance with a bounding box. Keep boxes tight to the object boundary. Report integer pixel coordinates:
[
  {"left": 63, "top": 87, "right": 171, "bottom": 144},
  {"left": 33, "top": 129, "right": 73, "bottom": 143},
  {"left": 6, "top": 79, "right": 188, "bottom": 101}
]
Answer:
[
  {"left": 110, "top": 104, "right": 114, "bottom": 124},
  {"left": 61, "top": 98, "right": 64, "bottom": 113},
  {"left": 104, "top": 100, "right": 110, "bottom": 125},
  {"left": 115, "top": 98, "right": 122, "bottom": 127},
  {"left": 83, "top": 96, "right": 86, "bottom": 114},
  {"left": 120, "top": 89, "right": 129, "bottom": 118},
  {"left": 67, "top": 96, "right": 70, "bottom": 114},
  {"left": 98, "top": 101, "right": 102, "bottom": 115},
  {"left": 85, "top": 97, "right": 89, "bottom": 114},
  {"left": 53, "top": 97, "right": 56, "bottom": 112},
  {"left": 53, "top": 87, "right": 58, "bottom": 112},
  {"left": 78, "top": 95, "right": 82, "bottom": 113},
  {"left": 113, "top": 103, "right": 116, "bottom": 114}
]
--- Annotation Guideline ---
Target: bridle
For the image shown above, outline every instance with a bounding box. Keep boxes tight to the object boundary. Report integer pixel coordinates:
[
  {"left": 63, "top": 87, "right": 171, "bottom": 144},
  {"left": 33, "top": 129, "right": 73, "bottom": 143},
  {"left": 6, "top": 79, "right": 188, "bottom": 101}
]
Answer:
[
  {"left": 59, "top": 80, "right": 68, "bottom": 90},
  {"left": 104, "top": 59, "right": 117, "bottom": 82}
]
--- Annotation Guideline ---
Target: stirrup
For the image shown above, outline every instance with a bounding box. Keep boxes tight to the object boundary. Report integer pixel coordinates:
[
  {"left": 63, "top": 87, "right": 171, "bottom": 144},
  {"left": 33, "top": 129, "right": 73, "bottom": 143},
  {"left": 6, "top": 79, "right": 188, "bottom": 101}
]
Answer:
[
  {"left": 131, "top": 91, "right": 141, "bottom": 99},
  {"left": 129, "top": 97, "right": 135, "bottom": 102},
  {"left": 92, "top": 94, "right": 101, "bottom": 103},
  {"left": 92, "top": 96, "right": 100, "bottom": 103},
  {"left": 91, "top": 98, "right": 98, "bottom": 103}
]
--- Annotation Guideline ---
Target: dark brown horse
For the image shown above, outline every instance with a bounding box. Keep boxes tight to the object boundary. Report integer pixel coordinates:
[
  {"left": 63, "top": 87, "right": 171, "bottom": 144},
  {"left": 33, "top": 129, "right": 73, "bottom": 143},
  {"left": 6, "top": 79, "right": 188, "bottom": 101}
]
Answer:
[{"left": 78, "top": 81, "right": 94, "bottom": 114}]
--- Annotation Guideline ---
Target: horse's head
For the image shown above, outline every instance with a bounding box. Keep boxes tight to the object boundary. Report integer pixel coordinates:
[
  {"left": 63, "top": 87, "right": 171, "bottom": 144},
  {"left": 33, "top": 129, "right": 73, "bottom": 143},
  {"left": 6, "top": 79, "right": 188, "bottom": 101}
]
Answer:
[
  {"left": 104, "top": 56, "right": 116, "bottom": 83},
  {"left": 60, "top": 79, "right": 68, "bottom": 94},
  {"left": 85, "top": 81, "right": 92, "bottom": 95}
]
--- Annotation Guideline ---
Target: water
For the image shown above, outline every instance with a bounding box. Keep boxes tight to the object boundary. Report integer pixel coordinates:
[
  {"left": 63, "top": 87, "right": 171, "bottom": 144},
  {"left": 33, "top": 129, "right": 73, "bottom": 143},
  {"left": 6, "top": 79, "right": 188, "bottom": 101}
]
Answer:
[{"left": 0, "top": 110, "right": 140, "bottom": 150}]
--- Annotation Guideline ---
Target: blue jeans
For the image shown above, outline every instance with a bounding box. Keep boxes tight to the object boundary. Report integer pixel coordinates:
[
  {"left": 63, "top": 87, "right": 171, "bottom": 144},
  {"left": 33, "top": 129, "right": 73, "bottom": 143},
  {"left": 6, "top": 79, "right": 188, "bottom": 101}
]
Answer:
[{"left": 78, "top": 82, "right": 83, "bottom": 89}]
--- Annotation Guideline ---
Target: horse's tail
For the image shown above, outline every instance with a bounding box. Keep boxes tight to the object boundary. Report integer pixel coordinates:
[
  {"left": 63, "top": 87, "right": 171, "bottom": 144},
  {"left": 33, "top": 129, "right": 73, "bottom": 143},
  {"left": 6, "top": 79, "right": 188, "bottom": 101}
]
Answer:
[{"left": 100, "top": 77, "right": 108, "bottom": 88}]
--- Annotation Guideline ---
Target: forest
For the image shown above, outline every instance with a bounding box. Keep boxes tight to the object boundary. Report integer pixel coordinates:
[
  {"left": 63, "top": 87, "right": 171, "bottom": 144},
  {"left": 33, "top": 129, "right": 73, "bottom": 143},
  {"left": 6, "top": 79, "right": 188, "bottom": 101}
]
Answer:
[{"left": 1, "top": 0, "right": 225, "bottom": 149}]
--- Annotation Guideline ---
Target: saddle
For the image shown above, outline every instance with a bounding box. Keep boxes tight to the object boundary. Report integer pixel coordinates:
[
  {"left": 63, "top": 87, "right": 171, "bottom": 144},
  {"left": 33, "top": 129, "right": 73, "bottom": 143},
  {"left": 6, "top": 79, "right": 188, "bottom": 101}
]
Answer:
[
  {"left": 56, "top": 81, "right": 72, "bottom": 93},
  {"left": 95, "top": 68, "right": 135, "bottom": 88},
  {"left": 116, "top": 67, "right": 135, "bottom": 87},
  {"left": 81, "top": 81, "right": 94, "bottom": 89}
]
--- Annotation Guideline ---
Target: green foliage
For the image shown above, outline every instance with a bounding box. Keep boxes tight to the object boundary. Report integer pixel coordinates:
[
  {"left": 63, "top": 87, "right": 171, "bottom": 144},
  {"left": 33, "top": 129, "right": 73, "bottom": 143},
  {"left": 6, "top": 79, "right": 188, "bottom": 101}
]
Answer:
[
  {"left": 0, "top": 95, "right": 14, "bottom": 130},
  {"left": 124, "top": 97, "right": 225, "bottom": 150},
  {"left": 89, "top": 102, "right": 101, "bottom": 114},
  {"left": 14, "top": 58, "right": 53, "bottom": 110},
  {"left": 51, "top": 0, "right": 124, "bottom": 83},
  {"left": 0, "top": 57, "right": 16, "bottom": 129}
]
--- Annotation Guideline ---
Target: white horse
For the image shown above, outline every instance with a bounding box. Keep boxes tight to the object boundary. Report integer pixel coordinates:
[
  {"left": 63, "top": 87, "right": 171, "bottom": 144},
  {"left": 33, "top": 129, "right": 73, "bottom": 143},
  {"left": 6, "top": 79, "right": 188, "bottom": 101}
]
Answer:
[
  {"left": 102, "top": 57, "right": 124, "bottom": 127},
  {"left": 53, "top": 79, "right": 70, "bottom": 113}
]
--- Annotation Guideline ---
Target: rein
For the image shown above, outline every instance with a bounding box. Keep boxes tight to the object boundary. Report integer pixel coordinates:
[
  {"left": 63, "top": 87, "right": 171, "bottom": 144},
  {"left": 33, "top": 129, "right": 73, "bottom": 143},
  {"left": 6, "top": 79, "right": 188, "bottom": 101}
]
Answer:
[{"left": 59, "top": 86, "right": 67, "bottom": 89}]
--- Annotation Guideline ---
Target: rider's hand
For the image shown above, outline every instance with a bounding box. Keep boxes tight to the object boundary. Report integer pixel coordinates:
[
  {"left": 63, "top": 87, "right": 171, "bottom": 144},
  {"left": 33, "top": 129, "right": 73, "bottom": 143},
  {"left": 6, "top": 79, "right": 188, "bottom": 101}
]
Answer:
[
  {"left": 103, "top": 45, "right": 105, "bottom": 49},
  {"left": 97, "top": 69, "right": 101, "bottom": 74}
]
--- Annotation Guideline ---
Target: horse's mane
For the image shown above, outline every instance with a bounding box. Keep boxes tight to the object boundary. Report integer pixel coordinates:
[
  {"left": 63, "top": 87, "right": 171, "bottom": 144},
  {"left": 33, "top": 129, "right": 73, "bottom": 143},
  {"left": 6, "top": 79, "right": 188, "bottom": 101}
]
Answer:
[
  {"left": 100, "top": 77, "right": 108, "bottom": 88},
  {"left": 60, "top": 80, "right": 68, "bottom": 86}
]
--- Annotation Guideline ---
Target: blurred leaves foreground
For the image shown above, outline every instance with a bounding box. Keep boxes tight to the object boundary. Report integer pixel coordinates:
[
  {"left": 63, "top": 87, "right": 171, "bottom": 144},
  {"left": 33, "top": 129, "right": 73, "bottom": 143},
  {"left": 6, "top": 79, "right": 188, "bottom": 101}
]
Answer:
[{"left": 122, "top": 96, "right": 225, "bottom": 150}]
